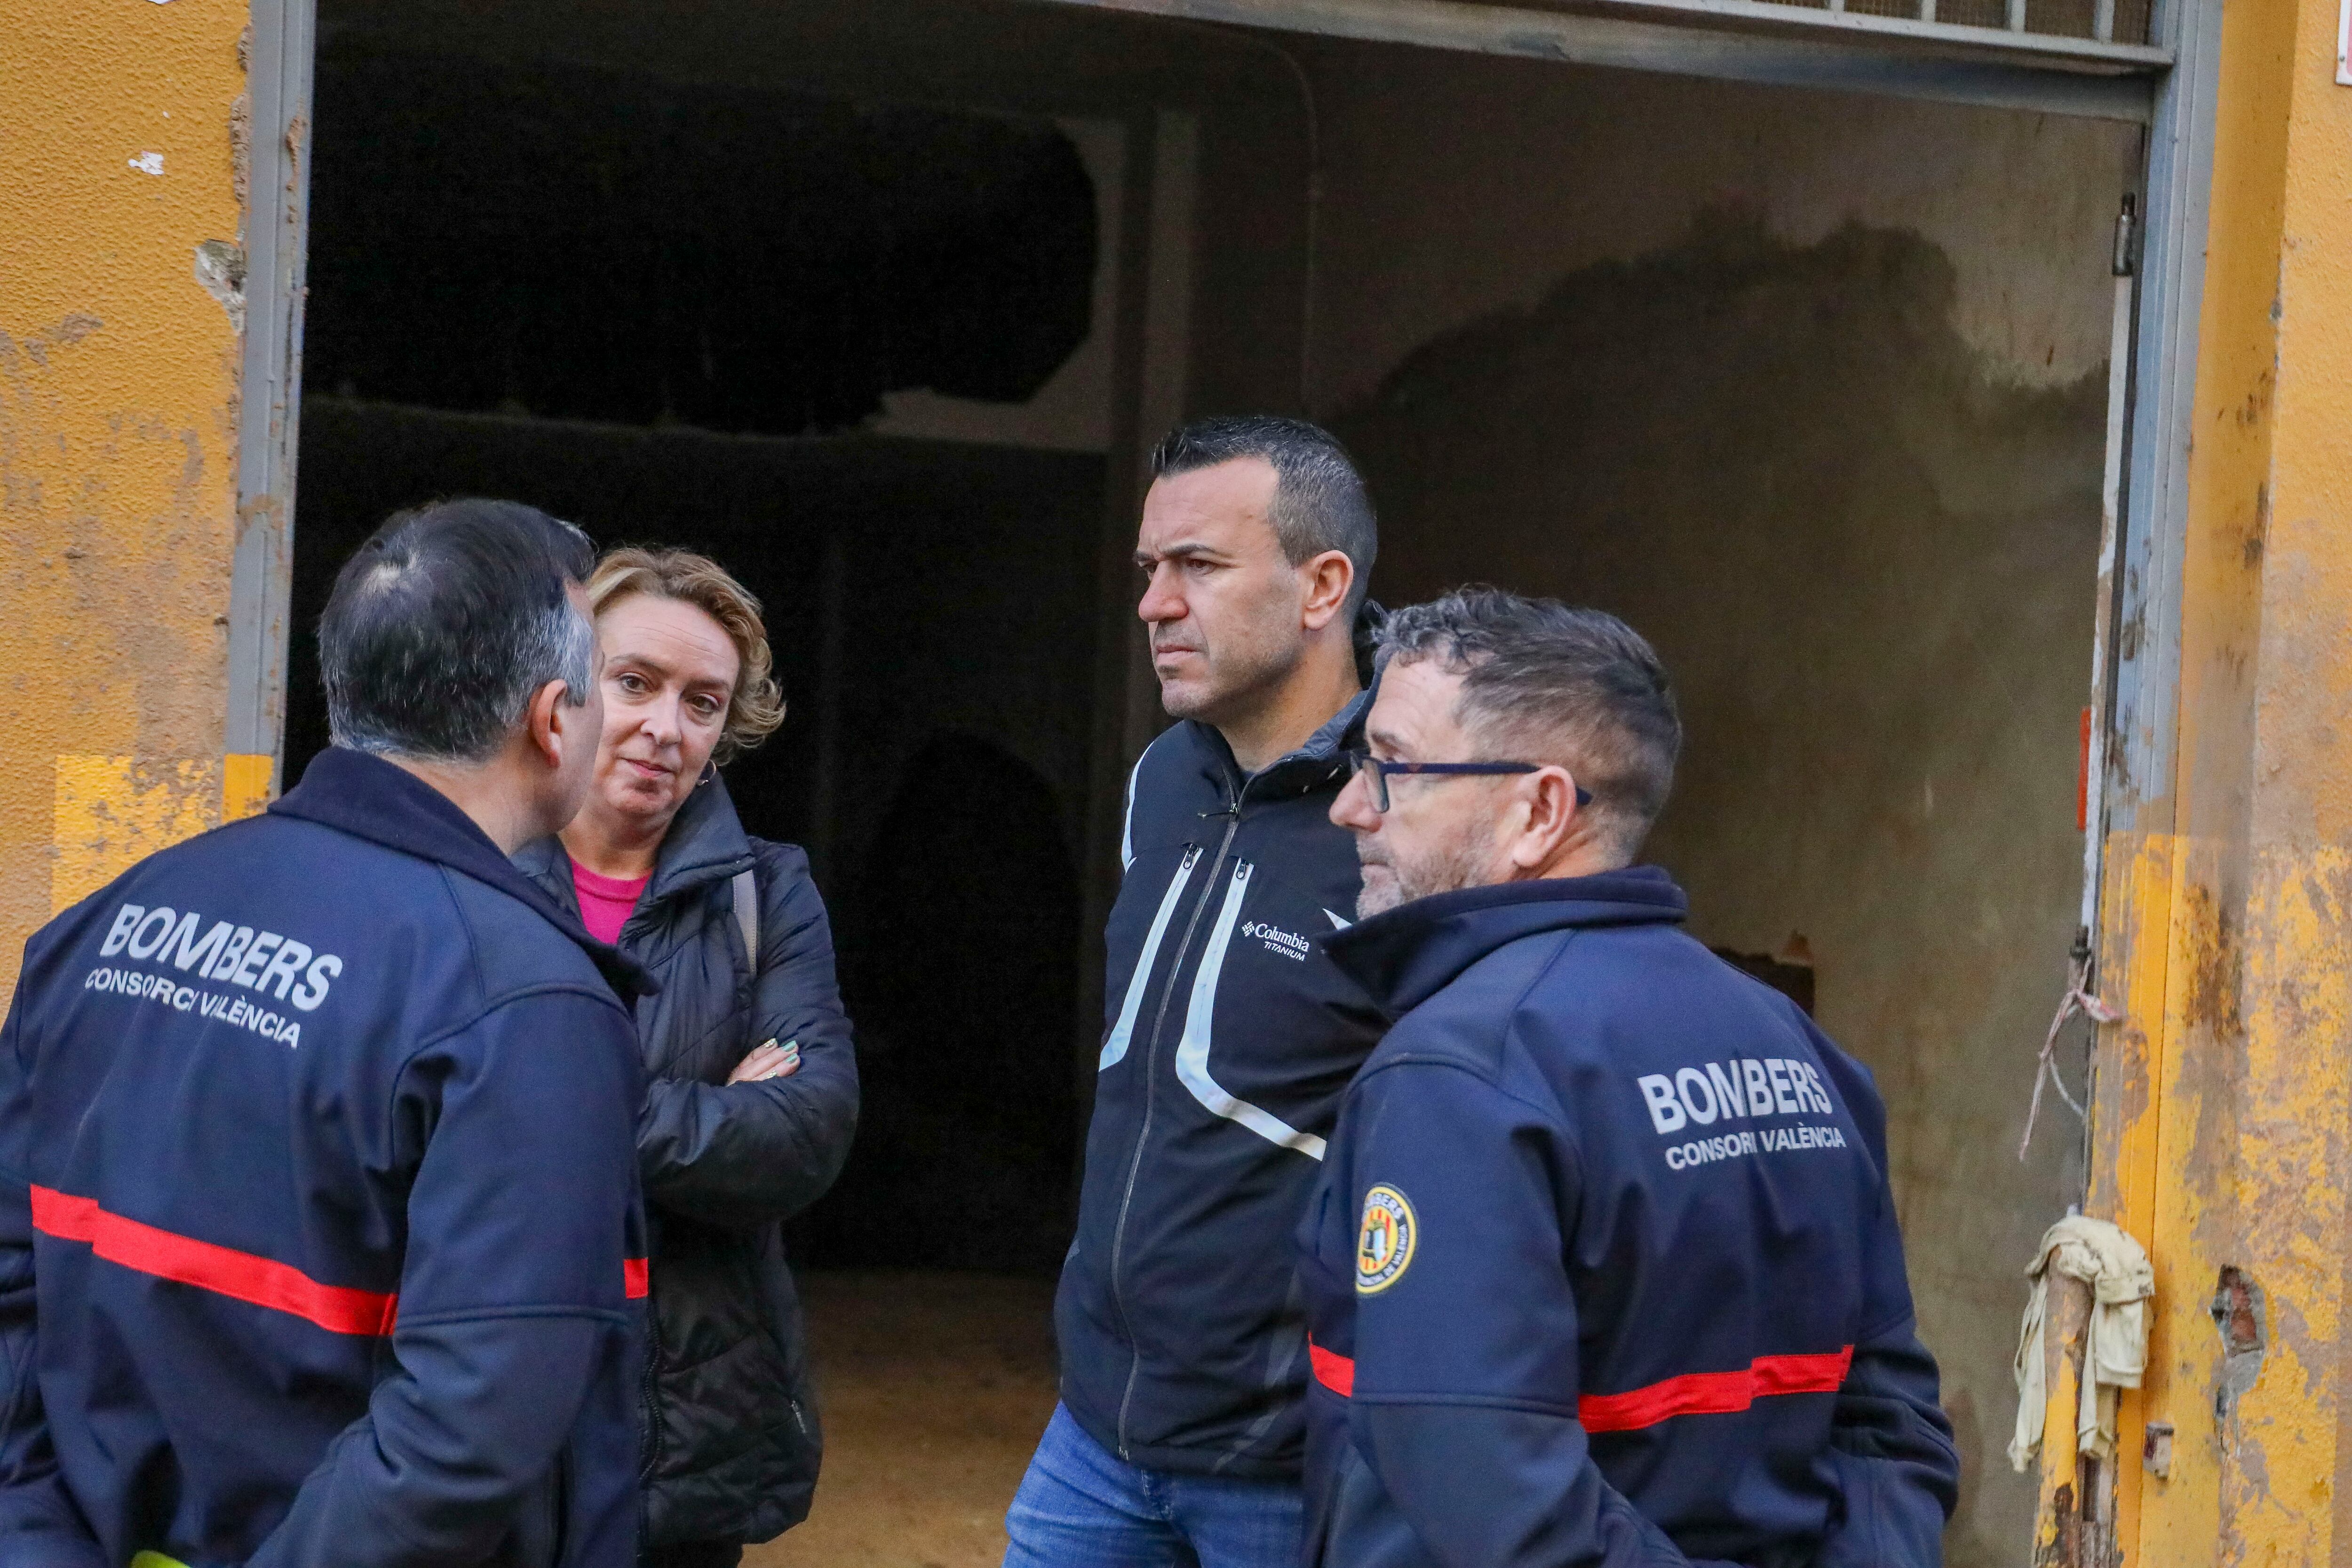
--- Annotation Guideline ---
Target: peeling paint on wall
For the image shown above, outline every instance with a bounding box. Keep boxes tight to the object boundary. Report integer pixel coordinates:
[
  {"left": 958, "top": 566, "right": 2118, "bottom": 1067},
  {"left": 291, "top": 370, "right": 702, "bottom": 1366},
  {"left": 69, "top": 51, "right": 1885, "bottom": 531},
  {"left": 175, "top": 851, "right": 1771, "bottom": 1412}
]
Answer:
[
  {"left": 193, "top": 240, "right": 245, "bottom": 334},
  {"left": 50, "top": 755, "right": 220, "bottom": 915},
  {"left": 0, "top": 0, "right": 250, "bottom": 992},
  {"left": 2209, "top": 1266, "right": 2266, "bottom": 1432}
]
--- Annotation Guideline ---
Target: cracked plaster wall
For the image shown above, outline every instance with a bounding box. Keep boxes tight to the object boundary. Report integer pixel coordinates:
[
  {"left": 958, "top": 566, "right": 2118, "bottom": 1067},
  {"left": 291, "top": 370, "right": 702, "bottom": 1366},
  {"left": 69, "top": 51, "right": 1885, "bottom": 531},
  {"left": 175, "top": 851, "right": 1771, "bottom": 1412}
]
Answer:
[{"left": 0, "top": 0, "right": 252, "bottom": 995}]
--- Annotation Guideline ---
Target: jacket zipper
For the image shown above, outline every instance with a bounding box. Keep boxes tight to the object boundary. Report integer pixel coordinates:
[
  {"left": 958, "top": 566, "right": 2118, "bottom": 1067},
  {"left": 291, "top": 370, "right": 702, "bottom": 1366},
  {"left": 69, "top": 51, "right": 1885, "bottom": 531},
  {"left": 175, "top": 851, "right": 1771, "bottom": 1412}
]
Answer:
[
  {"left": 637, "top": 1281, "right": 667, "bottom": 1484},
  {"left": 545, "top": 1440, "right": 572, "bottom": 1568},
  {"left": 1109, "top": 773, "right": 1245, "bottom": 1460}
]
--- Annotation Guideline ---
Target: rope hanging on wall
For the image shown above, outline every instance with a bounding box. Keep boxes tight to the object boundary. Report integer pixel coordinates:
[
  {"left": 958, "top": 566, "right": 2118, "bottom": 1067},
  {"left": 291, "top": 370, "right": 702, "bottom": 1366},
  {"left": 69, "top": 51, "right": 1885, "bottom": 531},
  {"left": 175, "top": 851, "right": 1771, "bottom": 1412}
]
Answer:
[{"left": 2018, "top": 949, "right": 2121, "bottom": 1162}]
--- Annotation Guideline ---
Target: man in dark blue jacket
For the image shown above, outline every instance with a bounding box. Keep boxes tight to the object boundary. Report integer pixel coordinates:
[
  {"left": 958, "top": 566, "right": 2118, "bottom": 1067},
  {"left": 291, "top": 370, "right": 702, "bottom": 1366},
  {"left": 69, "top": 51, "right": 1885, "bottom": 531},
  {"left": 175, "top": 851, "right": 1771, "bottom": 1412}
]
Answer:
[
  {"left": 1009, "top": 419, "right": 1389, "bottom": 1566},
  {"left": 1300, "top": 589, "right": 1958, "bottom": 1568},
  {"left": 0, "top": 499, "right": 652, "bottom": 1568}
]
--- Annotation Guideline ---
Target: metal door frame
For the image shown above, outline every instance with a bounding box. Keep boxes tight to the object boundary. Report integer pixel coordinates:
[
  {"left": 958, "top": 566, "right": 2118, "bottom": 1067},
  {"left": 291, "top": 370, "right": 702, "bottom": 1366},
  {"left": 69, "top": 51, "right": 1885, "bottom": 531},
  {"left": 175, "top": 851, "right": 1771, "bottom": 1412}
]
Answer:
[
  {"left": 1023, "top": 0, "right": 2166, "bottom": 118},
  {"left": 2108, "top": 0, "right": 2219, "bottom": 844},
  {"left": 224, "top": 0, "right": 315, "bottom": 802}
]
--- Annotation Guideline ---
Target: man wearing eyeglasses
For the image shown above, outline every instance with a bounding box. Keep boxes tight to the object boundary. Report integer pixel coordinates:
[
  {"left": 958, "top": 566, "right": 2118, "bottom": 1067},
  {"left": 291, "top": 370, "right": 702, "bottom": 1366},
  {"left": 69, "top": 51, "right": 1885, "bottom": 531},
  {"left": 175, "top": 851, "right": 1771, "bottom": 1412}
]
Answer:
[
  {"left": 1006, "top": 417, "right": 1387, "bottom": 1568},
  {"left": 1299, "top": 588, "right": 1958, "bottom": 1568}
]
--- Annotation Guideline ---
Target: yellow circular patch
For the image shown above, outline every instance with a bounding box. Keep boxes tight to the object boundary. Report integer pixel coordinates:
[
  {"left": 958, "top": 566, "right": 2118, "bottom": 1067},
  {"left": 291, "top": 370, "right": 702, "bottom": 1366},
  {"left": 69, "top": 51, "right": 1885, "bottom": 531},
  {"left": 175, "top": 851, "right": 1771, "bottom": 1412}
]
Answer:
[{"left": 1356, "top": 1184, "right": 1417, "bottom": 1294}]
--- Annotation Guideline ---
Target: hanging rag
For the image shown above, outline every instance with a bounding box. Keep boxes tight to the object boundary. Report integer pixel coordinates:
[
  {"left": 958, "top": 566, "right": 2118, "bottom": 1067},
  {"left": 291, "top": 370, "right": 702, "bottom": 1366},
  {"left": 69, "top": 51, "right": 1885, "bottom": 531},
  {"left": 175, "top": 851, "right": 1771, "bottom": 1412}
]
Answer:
[{"left": 2009, "top": 1214, "right": 2155, "bottom": 1472}]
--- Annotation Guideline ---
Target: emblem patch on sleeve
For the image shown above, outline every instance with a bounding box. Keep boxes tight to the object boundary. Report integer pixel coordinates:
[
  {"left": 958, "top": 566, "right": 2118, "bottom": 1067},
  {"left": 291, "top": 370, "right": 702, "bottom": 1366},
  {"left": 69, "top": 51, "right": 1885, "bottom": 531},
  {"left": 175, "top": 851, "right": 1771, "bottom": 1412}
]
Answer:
[{"left": 1356, "top": 1184, "right": 1417, "bottom": 1294}]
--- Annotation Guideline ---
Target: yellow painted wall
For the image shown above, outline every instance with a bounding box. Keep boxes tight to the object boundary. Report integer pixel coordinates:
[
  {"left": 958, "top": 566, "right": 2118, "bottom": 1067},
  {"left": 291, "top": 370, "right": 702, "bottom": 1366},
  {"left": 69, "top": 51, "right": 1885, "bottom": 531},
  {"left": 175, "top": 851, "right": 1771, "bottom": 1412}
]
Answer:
[
  {"left": 2225, "top": 0, "right": 2352, "bottom": 1546},
  {"left": 2087, "top": 0, "right": 2352, "bottom": 1554},
  {"left": 0, "top": 0, "right": 257, "bottom": 993}
]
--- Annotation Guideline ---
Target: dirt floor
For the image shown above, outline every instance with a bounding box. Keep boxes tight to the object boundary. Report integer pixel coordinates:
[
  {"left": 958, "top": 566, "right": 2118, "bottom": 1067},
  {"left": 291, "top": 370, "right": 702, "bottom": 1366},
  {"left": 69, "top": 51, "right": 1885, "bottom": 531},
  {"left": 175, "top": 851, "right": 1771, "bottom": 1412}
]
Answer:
[{"left": 748, "top": 1270, "right": 1059, "bottom": 1568}]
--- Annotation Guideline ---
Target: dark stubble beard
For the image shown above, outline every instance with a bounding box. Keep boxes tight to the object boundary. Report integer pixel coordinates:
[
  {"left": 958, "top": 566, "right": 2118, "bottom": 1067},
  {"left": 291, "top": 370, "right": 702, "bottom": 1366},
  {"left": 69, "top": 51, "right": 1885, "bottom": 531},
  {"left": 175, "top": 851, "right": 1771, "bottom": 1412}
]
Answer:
[
  {"left": 1162, "top": 639, "right": 1308, "bottom": 738},
  {"left": 1158, "top": 615, "right": 1304, "bottom": 728}
]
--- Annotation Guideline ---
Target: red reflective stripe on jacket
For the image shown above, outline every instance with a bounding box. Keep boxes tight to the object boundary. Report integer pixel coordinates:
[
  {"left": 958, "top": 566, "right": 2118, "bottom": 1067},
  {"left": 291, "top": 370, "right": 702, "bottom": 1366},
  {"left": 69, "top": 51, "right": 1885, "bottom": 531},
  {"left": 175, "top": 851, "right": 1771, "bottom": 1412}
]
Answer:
[
  {"left": 1309, "top": 1339, "right": 1355, "bottom": 1398},
  {"left": 30, "top": 1185, "right": 399, "bottom": 1337},
  {"left": 1578, "top": 1346, "right": 1854, "bottom": 1433},
  {"left": 1307, "top": 1337, "right": 1847, "bottom": 1424},
  {"left": 32, "top": 1187, "right": 649, "bottom": 1328}
]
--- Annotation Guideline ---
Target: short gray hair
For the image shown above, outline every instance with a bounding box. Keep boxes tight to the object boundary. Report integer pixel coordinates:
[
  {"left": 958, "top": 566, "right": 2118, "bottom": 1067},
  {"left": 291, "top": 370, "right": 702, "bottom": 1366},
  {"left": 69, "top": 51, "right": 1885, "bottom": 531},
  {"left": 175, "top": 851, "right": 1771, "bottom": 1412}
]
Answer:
[
  {"left": 1379, "top": 588, "right": 1681, "bottom": 859},
  {"left": 1150, "top": 415, "right": 1378, "bottom": 614},
  {"left": 322, "top": 498, "right": 597, "bottom": 764}
]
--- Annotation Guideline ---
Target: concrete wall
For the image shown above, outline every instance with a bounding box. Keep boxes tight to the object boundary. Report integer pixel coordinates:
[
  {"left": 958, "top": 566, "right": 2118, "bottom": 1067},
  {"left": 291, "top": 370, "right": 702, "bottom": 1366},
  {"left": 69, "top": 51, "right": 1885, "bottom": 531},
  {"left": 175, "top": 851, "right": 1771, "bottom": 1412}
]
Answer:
[
  {"left": 1301, "top": 48, "right": 2136, "bottom": 1564},
  {"left": 0, "top": 0, "right": 255, "bottom": 997},
  {"left": 1298, "top": 56, "right": 2141, "bottom": 411}
]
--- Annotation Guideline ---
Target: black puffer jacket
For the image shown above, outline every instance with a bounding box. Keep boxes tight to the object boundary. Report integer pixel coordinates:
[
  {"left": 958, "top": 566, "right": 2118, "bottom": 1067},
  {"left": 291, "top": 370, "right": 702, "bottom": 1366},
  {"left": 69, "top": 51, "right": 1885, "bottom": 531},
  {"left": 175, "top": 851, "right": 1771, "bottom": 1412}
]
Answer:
[{"left": 517, "top": 775, "right": 858, "bottom": 1549}]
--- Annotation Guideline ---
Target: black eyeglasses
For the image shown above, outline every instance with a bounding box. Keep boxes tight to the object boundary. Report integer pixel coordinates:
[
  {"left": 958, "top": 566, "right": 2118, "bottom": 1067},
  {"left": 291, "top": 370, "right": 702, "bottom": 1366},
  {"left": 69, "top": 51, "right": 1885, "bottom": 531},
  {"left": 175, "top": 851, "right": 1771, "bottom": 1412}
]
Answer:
[{"left": 1343, "top": 750, "right": 1593, "bottom": 813}]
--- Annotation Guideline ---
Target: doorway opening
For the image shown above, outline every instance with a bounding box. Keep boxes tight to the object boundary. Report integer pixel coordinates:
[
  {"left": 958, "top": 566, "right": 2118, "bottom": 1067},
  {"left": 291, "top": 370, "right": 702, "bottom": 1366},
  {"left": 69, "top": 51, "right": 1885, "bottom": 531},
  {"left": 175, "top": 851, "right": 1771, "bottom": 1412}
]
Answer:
[{"left": 290, "top": 2, "right": 2138, "bottom": 1560}]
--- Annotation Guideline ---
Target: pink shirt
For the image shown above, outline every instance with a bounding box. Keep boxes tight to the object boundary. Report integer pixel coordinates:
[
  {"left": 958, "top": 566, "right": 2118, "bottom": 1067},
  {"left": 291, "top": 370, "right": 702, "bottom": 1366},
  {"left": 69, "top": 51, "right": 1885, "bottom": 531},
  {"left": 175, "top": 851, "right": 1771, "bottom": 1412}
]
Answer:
[{"left": 571, "top": 859, "right": 651, "bottom": 946}]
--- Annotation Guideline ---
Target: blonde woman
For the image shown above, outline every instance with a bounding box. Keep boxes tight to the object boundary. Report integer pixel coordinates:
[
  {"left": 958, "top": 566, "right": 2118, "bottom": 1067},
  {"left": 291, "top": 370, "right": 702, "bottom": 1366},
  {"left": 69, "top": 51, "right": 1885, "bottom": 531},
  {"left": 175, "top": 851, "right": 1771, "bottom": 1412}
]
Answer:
[{"left": 515, "top": 547, "right": 858, "bottom": 1568}]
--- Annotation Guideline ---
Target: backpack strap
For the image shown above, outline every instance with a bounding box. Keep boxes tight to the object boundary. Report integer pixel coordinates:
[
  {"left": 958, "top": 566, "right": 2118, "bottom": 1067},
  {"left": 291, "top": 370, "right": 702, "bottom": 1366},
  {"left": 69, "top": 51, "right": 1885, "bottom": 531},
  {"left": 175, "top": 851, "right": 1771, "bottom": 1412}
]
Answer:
[{"left": 731, "top": 867, "right": 759, "bottom": 967}]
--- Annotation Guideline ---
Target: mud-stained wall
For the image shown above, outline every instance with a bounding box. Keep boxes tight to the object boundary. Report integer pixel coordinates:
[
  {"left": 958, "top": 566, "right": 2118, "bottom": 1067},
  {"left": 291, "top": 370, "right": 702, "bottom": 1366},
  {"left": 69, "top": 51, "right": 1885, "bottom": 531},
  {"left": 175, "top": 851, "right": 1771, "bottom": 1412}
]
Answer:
[
  {"left": 1296, "top": 49, "right": 2142, "bottom": 412},
  {"left": 1304, "top": 56, "right": 2130, "bottom": 1560},
  {"left": 0, "top": 1, "right": 253, "bottom": 993}
]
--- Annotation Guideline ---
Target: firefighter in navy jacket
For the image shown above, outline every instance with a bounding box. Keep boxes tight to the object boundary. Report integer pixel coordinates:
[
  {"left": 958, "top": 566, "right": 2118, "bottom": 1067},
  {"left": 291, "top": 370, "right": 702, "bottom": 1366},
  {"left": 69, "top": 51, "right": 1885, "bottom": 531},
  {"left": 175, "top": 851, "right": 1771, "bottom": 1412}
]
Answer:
[
  {"left": 1299, "top": 590, "right": 1957, "bottom": 1568},
  {"left": 0, "top": 500, "right": 652, "bottom": 1568}
]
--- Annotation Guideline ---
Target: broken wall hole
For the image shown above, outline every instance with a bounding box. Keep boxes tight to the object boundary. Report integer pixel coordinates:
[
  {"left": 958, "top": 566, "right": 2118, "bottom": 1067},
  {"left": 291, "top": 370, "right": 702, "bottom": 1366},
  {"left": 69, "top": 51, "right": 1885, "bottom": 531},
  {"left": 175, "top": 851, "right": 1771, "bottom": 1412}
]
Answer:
[
  {"left": 304, "top": 51, "right": 1098, "bottom": 435},
  {"left": 1711, "top": 945, "right": 1817, "bottom": 1015},
  {"left": 2141, "top": 1419, "right": 2173, "bottom": 1479},
  {"left": 192, "top": 241, "right": 246, "bottom": 334},
  {"left": 2210, "top": 1264, "right": 2266, "bottom": 1428}
]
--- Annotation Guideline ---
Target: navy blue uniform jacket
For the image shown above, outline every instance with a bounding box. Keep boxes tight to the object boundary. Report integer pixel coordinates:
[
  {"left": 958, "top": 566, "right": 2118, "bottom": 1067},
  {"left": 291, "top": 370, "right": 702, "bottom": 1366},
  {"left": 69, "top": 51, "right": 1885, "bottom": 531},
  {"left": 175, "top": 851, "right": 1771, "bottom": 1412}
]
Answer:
[
  {"left": 0, "top": 748, "right": 652, "bottom": 1568},
  {"left": 1057, "top": 694, "right": 1388, "bottom": 1478},
  {"left": 1299, "top": 871, "right": 1957, "bottom": 1567}
]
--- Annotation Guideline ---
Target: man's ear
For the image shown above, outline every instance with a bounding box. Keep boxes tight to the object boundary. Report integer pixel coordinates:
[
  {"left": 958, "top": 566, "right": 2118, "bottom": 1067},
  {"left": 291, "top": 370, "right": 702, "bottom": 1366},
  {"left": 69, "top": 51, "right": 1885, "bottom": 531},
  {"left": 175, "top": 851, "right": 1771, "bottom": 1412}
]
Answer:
[
  {"left": 524, "top": 679, "right": 573, "bottom": 770},
  {"left": 1299, "top": 549, "right": 1355, "bottom": 632},
  {"left": 1508, "top": 766, "right": 1583, "bottom": 870}
]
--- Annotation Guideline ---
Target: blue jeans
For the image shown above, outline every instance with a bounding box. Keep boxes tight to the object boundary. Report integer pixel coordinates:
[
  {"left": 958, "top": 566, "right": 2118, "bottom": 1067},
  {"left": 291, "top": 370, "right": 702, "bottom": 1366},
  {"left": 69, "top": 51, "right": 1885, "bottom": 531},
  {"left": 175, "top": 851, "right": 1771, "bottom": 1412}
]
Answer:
[{"left": 1004, "top": 1404, "right": 1303, "bottom": 1568}]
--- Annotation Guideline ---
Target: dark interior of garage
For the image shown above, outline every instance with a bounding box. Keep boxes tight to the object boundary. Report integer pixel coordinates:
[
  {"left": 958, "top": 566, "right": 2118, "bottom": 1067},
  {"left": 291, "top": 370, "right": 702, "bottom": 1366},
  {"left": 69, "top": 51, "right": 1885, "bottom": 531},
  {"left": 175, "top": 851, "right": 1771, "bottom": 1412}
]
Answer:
[{"left": 289, "top": 1, "right": 2134, "bottom": 1559}]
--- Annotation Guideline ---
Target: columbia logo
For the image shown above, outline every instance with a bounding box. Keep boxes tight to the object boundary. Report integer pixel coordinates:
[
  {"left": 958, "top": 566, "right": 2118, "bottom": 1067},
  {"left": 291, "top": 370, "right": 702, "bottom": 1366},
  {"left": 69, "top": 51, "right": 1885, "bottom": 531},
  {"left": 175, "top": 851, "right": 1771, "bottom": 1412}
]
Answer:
[{"left": 1242, "top": 921, "right": 1311, "bottom": 961}]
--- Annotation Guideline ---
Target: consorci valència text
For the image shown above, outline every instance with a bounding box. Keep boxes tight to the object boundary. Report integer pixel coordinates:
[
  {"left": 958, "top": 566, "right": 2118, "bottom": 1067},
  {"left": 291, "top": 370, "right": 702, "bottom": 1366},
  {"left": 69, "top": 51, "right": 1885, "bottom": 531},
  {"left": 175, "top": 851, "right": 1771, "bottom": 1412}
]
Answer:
[{"left": 79, "top": 902, "right": 343, "bottom": 1049}]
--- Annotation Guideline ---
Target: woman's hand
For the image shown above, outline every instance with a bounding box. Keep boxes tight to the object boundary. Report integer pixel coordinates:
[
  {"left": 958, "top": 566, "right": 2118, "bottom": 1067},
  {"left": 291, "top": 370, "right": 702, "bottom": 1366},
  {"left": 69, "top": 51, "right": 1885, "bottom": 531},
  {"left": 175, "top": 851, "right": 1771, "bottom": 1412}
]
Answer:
[{"left": 727, "top": 1037, "right": 801, "bottom": 1085}]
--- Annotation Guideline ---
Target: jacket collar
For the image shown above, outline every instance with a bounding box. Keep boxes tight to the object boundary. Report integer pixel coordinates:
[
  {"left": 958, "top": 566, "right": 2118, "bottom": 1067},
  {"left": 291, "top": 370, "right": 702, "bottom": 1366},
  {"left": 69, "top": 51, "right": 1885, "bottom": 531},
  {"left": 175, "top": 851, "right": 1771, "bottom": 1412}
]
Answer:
[
  {"left": 512, "top": 772, "right": 755, "bottom": 910},
  {"left": 638, "top": 773, "right": 756, "bottom": 903},
  {"left": 1323, "top": 867, "right": 1687, "bottom": 1017},
  {"left": 1188, "top": 668, "right": 1379, "bottom": 805},
  {"left": 274, "top": 747, "right": 654, "bottom": 1000}
]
